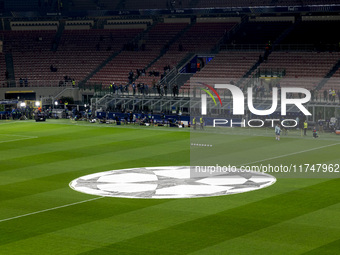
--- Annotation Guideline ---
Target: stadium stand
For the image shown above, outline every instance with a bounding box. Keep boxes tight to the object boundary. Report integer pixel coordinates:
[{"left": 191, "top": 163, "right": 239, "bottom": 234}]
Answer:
[
  {"left": 227, "top": 21, "right": 292, "bottom": 46},
  {"left": 196, "top": 0, "right": 274, "bottom": 8},
  {"left": 88, "top": 22, "right": 189, "bottom": 86},
  {"left": 181, "top": 50, "right": 261, "bottom": 92},
  {"left": 0, "top": 0, "right": 340, "bottom": 105},
  {"left": 279, "top": 20, "right": 340, "bottom": 51},
  {"left": 71, "top": 0, "right": 98, "bottom": 11},
  {"left": 171, "top": 21, "right": 237, "bottom": 52},
  {"left": 322, "top": 69, "right": 340, "bottom": 92},
  {"left": 252, "top": 51, "right": 340, "bottom": 89},
  {"left": 0, "top": 53, "right": 6, "bottom": 87},
  {"left": 2, "top": 28, "right": 143, "bottom": 87},
  {"left": 121, "top": 0, "right": 191, "bottom": 10},
  {"left": 134, "top": 20, "right": 238, "bottom": 86}
]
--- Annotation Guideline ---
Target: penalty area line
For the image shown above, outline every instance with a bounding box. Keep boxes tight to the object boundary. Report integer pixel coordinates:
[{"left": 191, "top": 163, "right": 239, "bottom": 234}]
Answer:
[
  {"left": 239, "top": 142, "right": 340, "bottom": 167},
  {"left": 0, "top": 137, "right": 38, "bottom": 143},
  {"left": 0, "top": 197, "right": 103, "bottom": 223},
  {"left": 0, "top": 134, "right": 38, "bottom": 143}
]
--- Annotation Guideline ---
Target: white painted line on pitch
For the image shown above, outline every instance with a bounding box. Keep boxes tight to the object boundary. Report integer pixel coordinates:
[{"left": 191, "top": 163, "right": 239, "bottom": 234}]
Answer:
[
  {"left": 239, "top": 142, "right": 340, "bottom": 167},
  {"left": 0, "top": 137, "right": 38, "bottom": 144},
  {"left": 0, "top": 197, "right": 103, "bottom": 223},
  {"left": 0, "top": 134, "right": 37, "bottom": 137},
  {"left": 0, "top": 134, "right": 38, "bottom": 143}
]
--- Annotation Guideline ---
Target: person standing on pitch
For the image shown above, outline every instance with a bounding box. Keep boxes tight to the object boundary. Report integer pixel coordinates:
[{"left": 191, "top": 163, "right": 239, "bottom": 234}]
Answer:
[
  {"left": 275, "top": 124, "right": 281, "bottom": 141},
  {"left": 192, "top": 117, "right": 196, "bottom": 130},
  {"left": 304, "top": 120, "right": 308, "bottom": 136}
]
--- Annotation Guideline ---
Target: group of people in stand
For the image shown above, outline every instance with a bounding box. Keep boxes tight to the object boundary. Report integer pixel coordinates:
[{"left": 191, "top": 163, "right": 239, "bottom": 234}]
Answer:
[
  {"left": 109, "top": 80, "right": 179, "bottom": 97},
  {"left": 323, "top": 88, "right": 339, "bottom": 102}
]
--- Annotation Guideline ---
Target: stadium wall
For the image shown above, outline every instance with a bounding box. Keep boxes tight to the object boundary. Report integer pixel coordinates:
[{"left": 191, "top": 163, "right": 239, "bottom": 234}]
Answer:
[{"left": 0, "top": 87, "right": 86, "bottom": 102}]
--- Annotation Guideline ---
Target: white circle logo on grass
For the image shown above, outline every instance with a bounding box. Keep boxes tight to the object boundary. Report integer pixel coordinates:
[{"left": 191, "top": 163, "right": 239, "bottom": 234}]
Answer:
[{"left": 69, "top": 166, "right": 276, "bottom": 199}]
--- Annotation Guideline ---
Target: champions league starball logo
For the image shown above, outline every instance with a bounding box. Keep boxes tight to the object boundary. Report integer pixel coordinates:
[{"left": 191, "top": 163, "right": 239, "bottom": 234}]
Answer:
[
  {"left": 69, "top": 166, "right": 276, "bottom": 199},
  {"left": 200, "top": 84, "right": 311, "bottom": 128}
]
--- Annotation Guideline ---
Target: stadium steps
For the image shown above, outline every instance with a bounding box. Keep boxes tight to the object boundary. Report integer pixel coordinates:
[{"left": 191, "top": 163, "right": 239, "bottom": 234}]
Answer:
[
  {"left": 173, "top": 73, "right": 194, "bottom": 89},
  {"left": 144, "top": 22, "right": 195, "bottom": 68},
  {"left": 51, "top": 20, "right": 65, "bottom": 51},
  {"left": 79, "top": 20, "right": 159, "bottom": 87},
  {"left": 236, "top": 57, "right": 265, "bottom": 88},
  {"left": 169, "top": 52, "right": 196, "bottom": 88},
  {"left": 223, "top": 15, "right": 248, "bottom": 45},
  {"left": 52, "top": 87, "right": 80, "bottom": 103},
  {"left": 316, "top": 59, "right": 340, "bottom": 90},
  {"left": 5, "top": 53, "right": 16, "bottom": 86},
  {"left": 235, "top": 18, "right": 298, "bottom": 88},
  {"left": 272, "top": 18, "right": 301, "bottom": 47},
  {"left": 131, "top": 22, "right": 195, "bottom": 85}
]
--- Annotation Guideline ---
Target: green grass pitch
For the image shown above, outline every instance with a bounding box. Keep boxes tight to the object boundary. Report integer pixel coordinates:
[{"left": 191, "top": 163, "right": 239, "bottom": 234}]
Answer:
[{"left": 0, "top": 119, "right": 339, "bottom": 254}]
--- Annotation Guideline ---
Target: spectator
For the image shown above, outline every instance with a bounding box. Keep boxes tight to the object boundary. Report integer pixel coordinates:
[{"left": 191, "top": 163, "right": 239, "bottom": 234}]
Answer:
[
  {"left": 132, "top": 82, "right": 136, "bottom": 95},
  {"left": 136, "top": 69, "right": 141, "bottom": 77},
  {"left": 128, "top": 70, "right": 134, "bottom": 83},
  {"left": 144, "top": 84, "right": 149, "bottom": 95},
  {"left": 141, "top": 83, "right": 145, "bottom": 95},
  {"left": 332, "top": 89, "right": 336, "bottom": 102},
  {"left": 173, "top": 84, "right": 178, "bottom": 97},
  {"left": 164, "top": 83, "right": 168, "bottom": 96},
  {"left": 50, "top": 65, "right": 57, "bottom": 72}
]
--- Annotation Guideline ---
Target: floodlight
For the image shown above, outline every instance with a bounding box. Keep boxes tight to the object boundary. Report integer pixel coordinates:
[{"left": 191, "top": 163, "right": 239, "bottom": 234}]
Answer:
[
  {"left": 35, "top": 101, "right": 40, "bottom": 107},
  {"left": 20, "top": 102, "right": 26, "bottom": 107}
]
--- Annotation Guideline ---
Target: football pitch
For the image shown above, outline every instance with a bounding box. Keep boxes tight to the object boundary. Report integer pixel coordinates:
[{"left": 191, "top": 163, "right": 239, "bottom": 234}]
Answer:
[{"left": 0, "top": 119, "right": 339, "bottom": 254}]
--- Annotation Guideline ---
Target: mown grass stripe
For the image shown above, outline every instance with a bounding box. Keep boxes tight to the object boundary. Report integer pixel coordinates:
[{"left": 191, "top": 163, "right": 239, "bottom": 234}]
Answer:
[
  {"left": 76, "top": 178, "right": 340, "bottom": 255},
  {"left": 0, "top": 132, "right": 188, "bottom": 173},
  {"left": 0, "top": 179, "right": 328, "bottom": 254},
  {"left": 301, "top": 238, "right": 340, "bottom": 254},
  {"left": 0, "top": 148, "right": 189, "bottom": 202},
  {"left": 189, "top": 201, "right": 340, "bottom": 255},
  {"left": 0, "top": 197, "right": 169, "bottom": 247}
]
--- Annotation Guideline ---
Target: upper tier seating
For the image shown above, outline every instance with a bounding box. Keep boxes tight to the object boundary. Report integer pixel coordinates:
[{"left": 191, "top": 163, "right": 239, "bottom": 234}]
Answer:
[
  {"left": 196, "top": 0, "right": 274, "bottom": 8},
  {"left": 89, "top": 23, "right": 189, "bottom": 86},
  {"left": 280, "top": 21, "right": 340, "bottom": 50},
  {"left": 134, "top": 22, "right": 237, "bottom": 86},
  {"left": 253, "top": 51, "right": 340, "bottom": 89},
  {"left": 0, "top": 53, "right": 7, "bottom": 86},
  {"left": 229, "top": 21, "right": 292, "bottom": 45},
  {"left": 181, "top": 51, "right": 260, "bottom": 92},
  {"left": 2, "top": 28, "right": 143, "bottom": 86}
]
